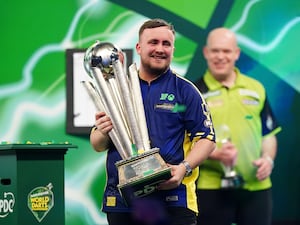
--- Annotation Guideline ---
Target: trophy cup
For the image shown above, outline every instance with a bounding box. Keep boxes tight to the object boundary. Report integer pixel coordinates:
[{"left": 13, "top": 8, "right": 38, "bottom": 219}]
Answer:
[
  {"left": 215, "top": 124, "right": 244, "bottom": 189},
  {"left": 82, "top": 41, "right": 172, "bottom": 204}
]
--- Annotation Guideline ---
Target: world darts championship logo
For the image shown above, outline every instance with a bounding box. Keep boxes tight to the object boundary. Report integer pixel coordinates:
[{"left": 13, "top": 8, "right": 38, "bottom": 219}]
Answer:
[{"left": 27, "top": 183, "right": 54, "bottom": 222}]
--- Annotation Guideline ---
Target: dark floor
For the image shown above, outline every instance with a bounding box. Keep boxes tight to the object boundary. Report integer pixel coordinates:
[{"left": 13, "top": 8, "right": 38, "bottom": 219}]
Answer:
[{"left": 273, "top": 221, "right": 300, "bottom": 225}]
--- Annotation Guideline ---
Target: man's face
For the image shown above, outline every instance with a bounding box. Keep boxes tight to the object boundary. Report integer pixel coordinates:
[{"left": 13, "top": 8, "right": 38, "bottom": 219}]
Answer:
[
  {"left": 136, "top": 26, "right": 175, "bottom": 76},
  {"left": 203, "top": 33, "right": 240, "bottom": 81}
]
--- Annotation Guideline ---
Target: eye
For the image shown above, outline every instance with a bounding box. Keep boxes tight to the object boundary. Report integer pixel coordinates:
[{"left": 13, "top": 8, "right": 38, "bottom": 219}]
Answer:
[
  {"left": 149, "top": 40, "right": 158, "bottom": 45},
  {"left": 162, "top": 41, "right": 171, "bottom": 46}
]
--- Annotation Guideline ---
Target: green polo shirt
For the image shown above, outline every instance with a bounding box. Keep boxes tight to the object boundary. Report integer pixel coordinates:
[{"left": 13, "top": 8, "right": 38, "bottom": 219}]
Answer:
[{"left": 196, "top": 68, "right": 281, "bottom": 191}]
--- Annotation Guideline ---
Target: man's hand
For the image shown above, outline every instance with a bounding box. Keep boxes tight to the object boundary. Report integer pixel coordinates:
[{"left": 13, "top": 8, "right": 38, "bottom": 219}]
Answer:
[
  {"left": 217, "top": 142, "right": 238, "bottom": 167},
  {"left": 157, "top": 163, "right": 186, "bottom": 190},
  {"left": 95, "top": 111, "right": 113, "bottom": 135},
  {"left": 253, "top": 156, "right": 274, "bottom": 181}
]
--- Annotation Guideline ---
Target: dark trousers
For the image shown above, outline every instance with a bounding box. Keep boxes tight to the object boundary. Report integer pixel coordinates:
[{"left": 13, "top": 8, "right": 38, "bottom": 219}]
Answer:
[
  {"left": 107, "top": 204, "right": 196, "bottom": 225},
  {"left": 197, "top": 188, "right": 272, "bottom": 225}
]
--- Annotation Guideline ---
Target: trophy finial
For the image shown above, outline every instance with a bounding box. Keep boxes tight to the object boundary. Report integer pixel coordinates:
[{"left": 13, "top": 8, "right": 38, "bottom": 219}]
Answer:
[{"left": 83, "top": 41, "right": 122, "bottom": 78}]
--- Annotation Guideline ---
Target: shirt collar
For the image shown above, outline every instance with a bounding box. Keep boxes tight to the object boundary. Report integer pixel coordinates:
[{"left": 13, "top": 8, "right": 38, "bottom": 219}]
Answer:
[
  {"left": 139, "top": 68, "right": 171, "bottom": 84},
  {"left": 203, "top": 67, "right": 247, "bottom": 90}
]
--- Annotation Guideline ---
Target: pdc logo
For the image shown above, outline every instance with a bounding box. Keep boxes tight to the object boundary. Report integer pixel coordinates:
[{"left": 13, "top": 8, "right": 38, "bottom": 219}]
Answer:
[{"left": 0, "top": 192, "right": 15, "bottom": 218}]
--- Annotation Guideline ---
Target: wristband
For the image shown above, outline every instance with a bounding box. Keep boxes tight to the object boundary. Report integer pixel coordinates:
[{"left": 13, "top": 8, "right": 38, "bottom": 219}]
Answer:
[{"left": 264, "top": 155, "right": 274, "bottom": 168}]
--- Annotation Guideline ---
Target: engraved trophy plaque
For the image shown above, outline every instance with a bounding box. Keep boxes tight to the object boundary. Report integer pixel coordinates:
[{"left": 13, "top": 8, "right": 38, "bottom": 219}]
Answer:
[
  {"left": 82, "top": 41, "right": 171, "bottom": 204},
  {"left": 215, "top": 124, "right": 244, "bottom": 189}
]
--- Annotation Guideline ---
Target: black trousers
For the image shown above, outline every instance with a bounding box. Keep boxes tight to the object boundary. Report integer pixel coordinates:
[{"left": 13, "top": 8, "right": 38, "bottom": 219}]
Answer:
[
  {"left": 106, "top": 202, "right": 196, "bottom": 225},
  {"left": 197, "top": 188, "right": 272, "bottom": 225}
]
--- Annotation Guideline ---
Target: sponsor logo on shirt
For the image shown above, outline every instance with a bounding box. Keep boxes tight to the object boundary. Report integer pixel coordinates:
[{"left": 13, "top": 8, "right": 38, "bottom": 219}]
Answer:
[
  {"left": 157, "top": 93, "right": 186, "bottom": 112},
  {"left": 160, "top": 93, "right": 175, "bottom": 101},
  {"left": 242, "top": 99, "right": 259, "bottom": 105},
  {"left": 165, "top": 195, "right": 179, "bottom": 202},
  {"left": 155, "top": 103, "right": 186, "bottom": 112},
  {"left": 239, "top": 89, "right": 260, "bottom": 99},
  {"left": 203, "top": 90, "right": 221, "bottom": 99}
]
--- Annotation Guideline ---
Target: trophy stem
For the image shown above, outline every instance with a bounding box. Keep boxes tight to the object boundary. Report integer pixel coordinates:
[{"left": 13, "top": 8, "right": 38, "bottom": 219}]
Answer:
[
  {"left": 112, "top": 60, "right": 145, "bottom": 152},
  {"left": 106, "top": 78, "right": 131, "bottom": 136},
  {"left": 128, "top": 63, "right": 151, "bottom": 152},
  {"left": 91, "top": 67, "right": 136, "bottom": 159},
  {"left": 81, "top": 81, "right": 128, "bottom": 158},
  {"left": 220, "top": 163, "right": 233, "bottom": 177}
]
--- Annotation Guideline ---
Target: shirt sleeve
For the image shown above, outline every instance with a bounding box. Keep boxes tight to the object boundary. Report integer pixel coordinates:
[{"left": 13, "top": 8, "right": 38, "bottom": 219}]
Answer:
[{"left": 260, "top": 96, "right": 281, "bottom": 136}]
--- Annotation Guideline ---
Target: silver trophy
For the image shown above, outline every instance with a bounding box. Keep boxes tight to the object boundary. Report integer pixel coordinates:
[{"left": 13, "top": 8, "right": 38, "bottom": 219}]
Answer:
[
  {"left": 215, "top": 124, "right": 244, "bottom": 189},
  {"left": 82, "top": 41, "right": 171, "bottom": 204}
]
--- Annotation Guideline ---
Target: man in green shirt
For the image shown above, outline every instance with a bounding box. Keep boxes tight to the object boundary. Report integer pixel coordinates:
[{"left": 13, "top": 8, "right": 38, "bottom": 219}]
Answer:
[{"left": 195, "top": 28, "right": 281, "bottom": 225}]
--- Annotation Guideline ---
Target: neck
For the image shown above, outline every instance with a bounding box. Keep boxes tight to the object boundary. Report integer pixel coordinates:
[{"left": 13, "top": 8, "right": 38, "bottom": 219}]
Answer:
[
  {"left": 139, "top": 67, "right": 167, "bottom": 83},
  {"left": 220, "top": 71, "right": 236, "bottom": 88}
]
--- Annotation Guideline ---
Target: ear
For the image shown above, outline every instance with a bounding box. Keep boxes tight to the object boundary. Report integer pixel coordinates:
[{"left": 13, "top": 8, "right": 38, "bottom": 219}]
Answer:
[
  {"left": 203, "top": 46, "right": 208, "bottom": 59},
  {"left": 136, "top": 43, "right": 141, "bottom": 54},
  {"left": 235, "top": 47, "right": 241, "bottom": 60}
]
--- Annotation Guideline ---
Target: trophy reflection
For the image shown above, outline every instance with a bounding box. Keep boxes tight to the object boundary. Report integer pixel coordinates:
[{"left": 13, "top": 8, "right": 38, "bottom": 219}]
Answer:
[
  {"left": 82, "top": 41, "right": 171, "bottom": 204},
  {"left": 215, "top": 124, "right": 244, "bottom": 189}
]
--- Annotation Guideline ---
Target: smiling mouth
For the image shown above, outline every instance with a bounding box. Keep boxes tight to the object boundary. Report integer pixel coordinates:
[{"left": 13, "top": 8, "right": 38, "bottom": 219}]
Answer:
[
  {"left": 214, "top": 62, "right": 226, "bottom": 68},
  {"left": 151, "top": 54, "right": 167, "bottom": 59}
]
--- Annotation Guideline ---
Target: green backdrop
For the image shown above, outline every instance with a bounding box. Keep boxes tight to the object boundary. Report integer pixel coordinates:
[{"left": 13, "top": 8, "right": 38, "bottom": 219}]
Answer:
[{"left": 1, "top": 0, "right": 299, "bottom": 224}]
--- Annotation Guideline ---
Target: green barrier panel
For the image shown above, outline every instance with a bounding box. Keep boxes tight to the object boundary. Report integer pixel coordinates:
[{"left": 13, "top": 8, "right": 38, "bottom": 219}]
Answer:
[{"left": 0, "top": 143, "right": 77, "bottom": 225}]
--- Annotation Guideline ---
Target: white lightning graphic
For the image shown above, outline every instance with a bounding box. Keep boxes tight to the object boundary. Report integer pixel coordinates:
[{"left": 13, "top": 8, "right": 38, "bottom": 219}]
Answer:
[
  {"left": 65, "top": 155, "right": 108, "bottom": 224},
  {"left": 229, "top": 0, "right": 300, "bottom": 92},
  {"left": 235, "top": 17, "right": 300, "bottom": 53},
  {"left": 231, "top": 0, "right": 261, "bottom": 32}
]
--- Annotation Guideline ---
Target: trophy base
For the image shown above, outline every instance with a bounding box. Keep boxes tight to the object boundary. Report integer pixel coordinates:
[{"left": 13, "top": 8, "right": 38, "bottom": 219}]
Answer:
[
  {"left": 221, "top": 171, "right": 244, "bottom": 189},
  {"left": 116, "top": 148, "right": 171, "bottom": 205}
]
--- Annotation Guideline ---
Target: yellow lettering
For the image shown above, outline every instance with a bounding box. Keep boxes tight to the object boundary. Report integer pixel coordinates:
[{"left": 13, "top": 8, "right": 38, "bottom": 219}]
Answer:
[{"left": 30, "top": 197, "right": 49, "bottom": 211}]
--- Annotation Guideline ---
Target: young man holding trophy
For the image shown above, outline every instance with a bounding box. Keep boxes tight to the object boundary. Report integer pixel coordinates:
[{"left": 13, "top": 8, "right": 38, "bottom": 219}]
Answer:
[
  {"left": 88, "top": 18, "right": 216, "bottom": 225},
  {"left": 195, "top": 28, "right": 281, "bottom": 225}
]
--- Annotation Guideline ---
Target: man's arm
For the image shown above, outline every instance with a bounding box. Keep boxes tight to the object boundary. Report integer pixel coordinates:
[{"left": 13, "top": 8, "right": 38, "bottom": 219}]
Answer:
[
  {"left": 184, "top": 138, "right": 216, "bottom": 170},
  {"left": 261, "top": 135, "right": 277, "bottom": 164},
  {"left": 158, "top": 138, "right": 215, "bottom": 190},
  {"left": 253, "top": 135, "right": 278, "bottom": 180}
]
